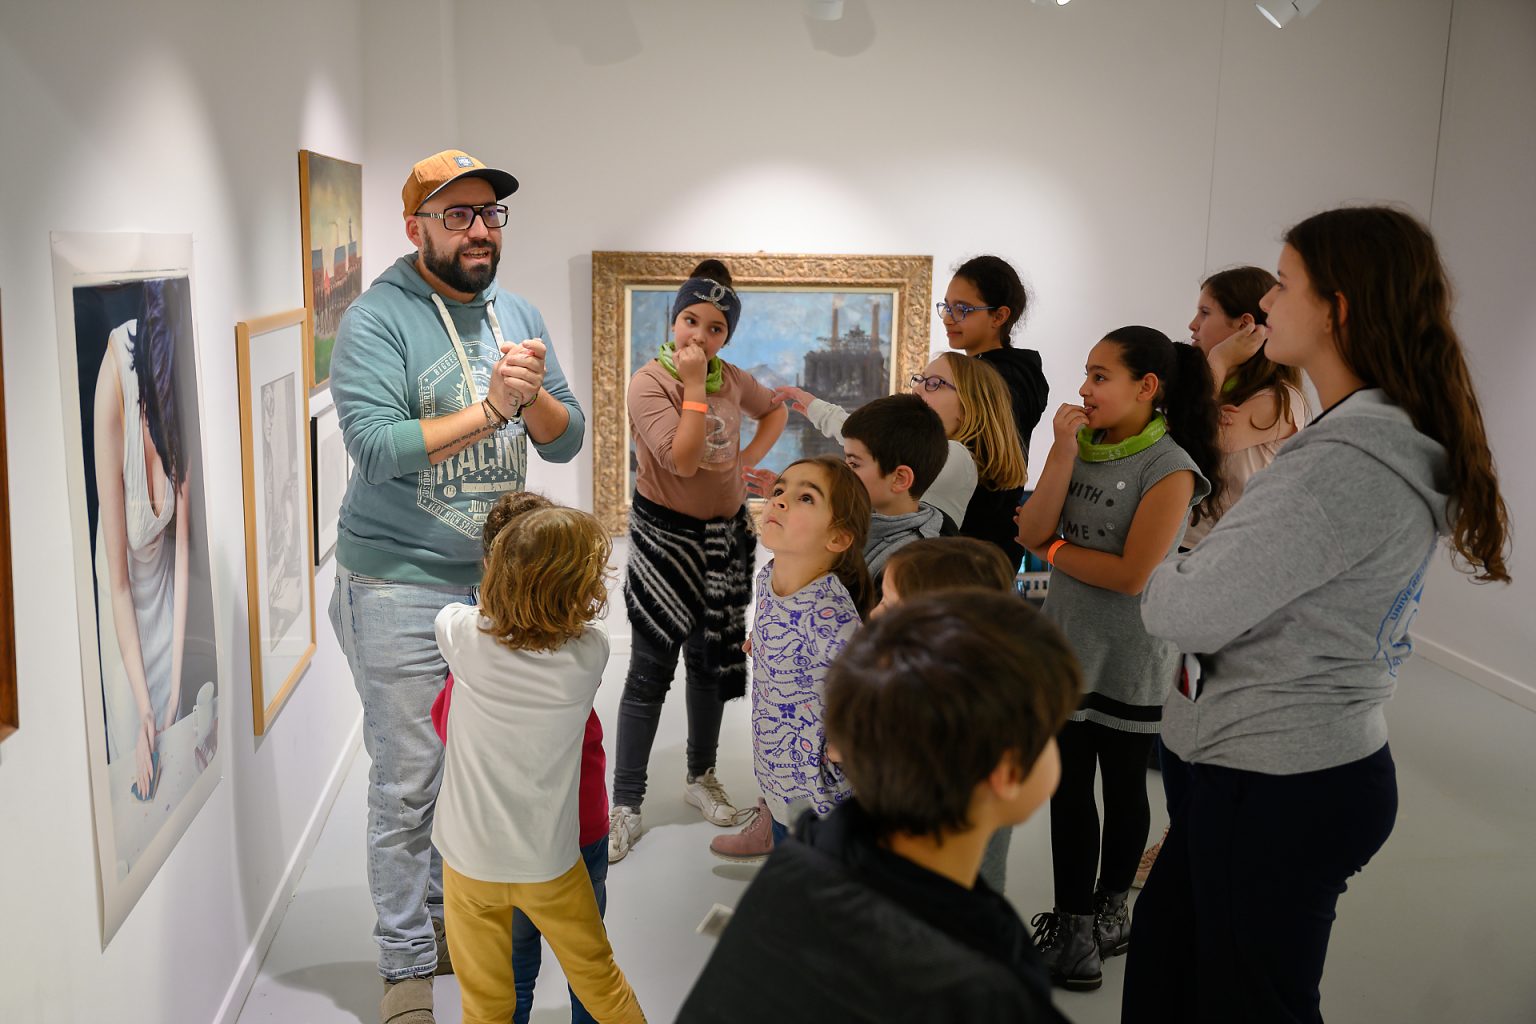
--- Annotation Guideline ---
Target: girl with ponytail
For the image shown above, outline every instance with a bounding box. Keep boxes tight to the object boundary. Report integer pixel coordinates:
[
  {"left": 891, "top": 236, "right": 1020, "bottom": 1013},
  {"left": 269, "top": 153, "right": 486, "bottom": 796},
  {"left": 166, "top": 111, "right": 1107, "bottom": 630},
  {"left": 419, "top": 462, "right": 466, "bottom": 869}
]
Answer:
[
  {"left": 708, "top": 455, "right": 870, "bottom": 862},
  {"left": 1013, "top": 326, "right": 1219, "bottom": 992},
  {"left": 1127, "top": 207, "right": 1511, "bottom": 1022}
]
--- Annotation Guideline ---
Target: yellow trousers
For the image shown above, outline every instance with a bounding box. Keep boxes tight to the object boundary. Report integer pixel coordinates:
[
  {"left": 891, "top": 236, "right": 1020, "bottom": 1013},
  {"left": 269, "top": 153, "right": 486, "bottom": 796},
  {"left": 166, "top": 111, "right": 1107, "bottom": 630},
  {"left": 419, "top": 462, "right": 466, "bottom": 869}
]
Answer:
[{"left": 443, "top": 859, "right": 645, "bottom": 1024}]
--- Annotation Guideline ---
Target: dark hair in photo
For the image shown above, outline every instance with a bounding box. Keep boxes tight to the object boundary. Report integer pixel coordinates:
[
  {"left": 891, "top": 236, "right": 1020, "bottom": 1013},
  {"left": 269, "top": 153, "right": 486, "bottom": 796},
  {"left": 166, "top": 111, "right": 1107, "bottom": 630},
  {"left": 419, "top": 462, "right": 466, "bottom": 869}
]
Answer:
[
  {"left": 690, "top": 258, "right": 733, "bottom": 290},
  {"left": 1101, "top": 326, "right": 1224, "bottom": 525},
  {"left": 1202, "top": 266, "right": 1303, "bottom": 430},
  {"left": 841, "top": 394, "right": 948, "bottom": 498},
  {"left": 954, "top": 254, "right": 1029, "bottom": 344},
  {"left": 129, "top": 278, "right": 188, "bottom": 487},
  {"left": 882, "top": 536, "right": 1016, "bottom": 599},
  {"left": 778, "top": 454, "right": 875, "bottom": 617},
  {"left": 1283, "top": 205, "right": 1510, "bottom": 582},
  {"left": 825, "top": 589, "right": 1080, "bottom": 841}
]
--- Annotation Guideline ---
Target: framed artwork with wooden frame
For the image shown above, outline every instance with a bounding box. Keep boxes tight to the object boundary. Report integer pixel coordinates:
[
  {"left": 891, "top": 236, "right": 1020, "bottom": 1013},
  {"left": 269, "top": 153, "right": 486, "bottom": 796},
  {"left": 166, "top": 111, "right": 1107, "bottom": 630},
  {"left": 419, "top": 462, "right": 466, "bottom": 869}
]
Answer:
[
  {"left": 0, "top": 291, "right": 15, "bottom": 743},
  {"left": 591, "top": 251, "right": 933, "bottom": 535},
  {"left": 236, "top": 309, "right": 316, "bottom": 734},
  {"left": 298, "top": 150, "right": 363, "bottom": 392}
]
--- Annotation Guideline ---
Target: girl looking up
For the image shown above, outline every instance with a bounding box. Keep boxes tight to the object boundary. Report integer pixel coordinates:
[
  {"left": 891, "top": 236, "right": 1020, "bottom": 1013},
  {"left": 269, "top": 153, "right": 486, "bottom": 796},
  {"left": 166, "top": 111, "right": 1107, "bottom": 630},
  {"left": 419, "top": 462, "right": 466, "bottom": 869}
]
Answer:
[
  {"left": 613, "top": 259, "right": 788, "bottom": 862},
  {"left": 1014, "top": 327, "right": 1221, "bottom": 992},
  {"left": 710, "top": 455, "right": 872, "bottom": 862}
]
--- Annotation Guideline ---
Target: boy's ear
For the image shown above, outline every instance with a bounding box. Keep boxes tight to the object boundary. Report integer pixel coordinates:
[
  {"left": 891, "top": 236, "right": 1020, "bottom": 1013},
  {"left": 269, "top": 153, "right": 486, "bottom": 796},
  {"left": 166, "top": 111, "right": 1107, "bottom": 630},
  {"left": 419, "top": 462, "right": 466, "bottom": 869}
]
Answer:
[
  {"left": 889, "top": 464, "right": 916, "bottom": 495},
  {"left": 985, "top": 749, "right": 1028, "bottom": 800}
]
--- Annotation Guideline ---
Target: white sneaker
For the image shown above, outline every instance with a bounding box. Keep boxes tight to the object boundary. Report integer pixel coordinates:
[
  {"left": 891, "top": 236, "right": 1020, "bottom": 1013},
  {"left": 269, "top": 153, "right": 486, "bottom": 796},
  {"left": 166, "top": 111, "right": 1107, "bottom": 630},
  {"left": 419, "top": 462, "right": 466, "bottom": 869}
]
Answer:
[
  {"left": 608, "top": 805, "right": 642, "bottom": 863},
  {"left": 684, "top": 769, "right": 751, "bottom": 826}
]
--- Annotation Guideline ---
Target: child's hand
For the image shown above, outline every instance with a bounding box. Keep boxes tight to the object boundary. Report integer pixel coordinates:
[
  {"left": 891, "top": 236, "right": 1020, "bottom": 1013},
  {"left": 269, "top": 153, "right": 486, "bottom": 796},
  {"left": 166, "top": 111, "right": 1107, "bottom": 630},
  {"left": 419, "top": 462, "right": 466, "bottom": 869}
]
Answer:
[
  {"left": 1209, "top": 321, "right": 1268, "bottom": 377},
  {"left": 742, "top": 636, "right": 753, "bottom": 657},
  {"left": 676, "top": 343, "right": 708, "bottom": 388},
  {"left": 771, "top": 385, "right": 815, "bottom": 414},
  {"left": 742, "top": 465, "right": 777, "bottom": 499},
  {"left": 1052, "top": 404, "right": 1089, "bottom": 448}
]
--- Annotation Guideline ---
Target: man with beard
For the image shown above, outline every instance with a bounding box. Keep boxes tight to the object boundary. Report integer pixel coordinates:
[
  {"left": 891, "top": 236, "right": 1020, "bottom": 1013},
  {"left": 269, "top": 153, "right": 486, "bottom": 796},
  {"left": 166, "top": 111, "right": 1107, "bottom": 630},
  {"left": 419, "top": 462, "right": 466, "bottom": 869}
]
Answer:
[{"left": 328, "top": 149, "right": 585, "bottom": 1024}]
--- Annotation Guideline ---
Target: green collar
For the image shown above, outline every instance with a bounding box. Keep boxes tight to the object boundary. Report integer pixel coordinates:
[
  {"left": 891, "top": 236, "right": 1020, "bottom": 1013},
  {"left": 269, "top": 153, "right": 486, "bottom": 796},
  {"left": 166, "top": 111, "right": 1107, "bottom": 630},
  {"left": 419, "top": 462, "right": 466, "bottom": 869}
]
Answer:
[
  {"left": 657, "top": 342, "right": 723, "bottom": 394},
  {"left": 1078, "top": 414, "right": 1167, "bottom": 462}
]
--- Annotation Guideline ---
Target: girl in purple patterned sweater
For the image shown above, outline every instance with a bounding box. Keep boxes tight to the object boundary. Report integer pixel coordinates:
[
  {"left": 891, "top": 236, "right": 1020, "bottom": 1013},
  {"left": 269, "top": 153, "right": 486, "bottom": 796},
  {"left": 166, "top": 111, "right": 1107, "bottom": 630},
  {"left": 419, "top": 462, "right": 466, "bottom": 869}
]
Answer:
[{"left": 710, "top": 455, "right": 872, "bottom": 862}]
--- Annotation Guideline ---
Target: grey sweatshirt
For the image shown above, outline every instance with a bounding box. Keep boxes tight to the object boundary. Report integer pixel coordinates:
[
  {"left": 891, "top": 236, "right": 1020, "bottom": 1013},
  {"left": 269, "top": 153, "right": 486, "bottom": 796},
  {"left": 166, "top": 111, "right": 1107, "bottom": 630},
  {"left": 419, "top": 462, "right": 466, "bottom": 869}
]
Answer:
[{"left": 1142, "top": 390, "right": 1450, "bottom": 774}]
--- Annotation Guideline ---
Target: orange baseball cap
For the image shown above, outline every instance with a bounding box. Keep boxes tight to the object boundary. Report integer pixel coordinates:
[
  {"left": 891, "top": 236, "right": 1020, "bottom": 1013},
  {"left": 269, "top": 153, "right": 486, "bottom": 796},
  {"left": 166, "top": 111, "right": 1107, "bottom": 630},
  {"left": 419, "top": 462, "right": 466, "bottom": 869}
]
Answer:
[{"left": 401, "top": 149, "right": 519, "bottom": 215}]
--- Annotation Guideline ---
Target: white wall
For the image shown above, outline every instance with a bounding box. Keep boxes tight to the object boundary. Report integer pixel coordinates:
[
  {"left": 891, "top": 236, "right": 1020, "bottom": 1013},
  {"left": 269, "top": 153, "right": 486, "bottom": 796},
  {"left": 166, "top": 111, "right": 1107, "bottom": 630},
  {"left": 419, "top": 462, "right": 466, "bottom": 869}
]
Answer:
[{"left": 0, "top": 3, "right": 372, "bottom": 1022}]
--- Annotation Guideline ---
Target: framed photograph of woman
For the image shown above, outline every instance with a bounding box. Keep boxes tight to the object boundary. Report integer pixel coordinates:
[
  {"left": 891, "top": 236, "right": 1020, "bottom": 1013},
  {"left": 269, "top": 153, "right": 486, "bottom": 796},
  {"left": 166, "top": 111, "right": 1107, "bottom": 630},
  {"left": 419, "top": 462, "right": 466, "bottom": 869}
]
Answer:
[
  {"left": 51, "top": 232, "right": 226, "bottom": 945},
  {"left": 236, "top": 309, "right": 317, "bottom": 735},
  {"left": 591, "top": 252, "right": 933, "bottom": 534}
]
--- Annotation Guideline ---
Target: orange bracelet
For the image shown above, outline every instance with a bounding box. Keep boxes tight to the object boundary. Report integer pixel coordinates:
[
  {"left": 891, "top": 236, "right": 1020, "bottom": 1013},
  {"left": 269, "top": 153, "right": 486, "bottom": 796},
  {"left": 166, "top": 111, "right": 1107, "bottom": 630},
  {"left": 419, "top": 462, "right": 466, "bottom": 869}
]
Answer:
[
  {"left": 1046, "top": 539, "right": 1068, "bottom": 566},
  {"left": 681, "top": 400, "right": 708, "bottom": 414}
]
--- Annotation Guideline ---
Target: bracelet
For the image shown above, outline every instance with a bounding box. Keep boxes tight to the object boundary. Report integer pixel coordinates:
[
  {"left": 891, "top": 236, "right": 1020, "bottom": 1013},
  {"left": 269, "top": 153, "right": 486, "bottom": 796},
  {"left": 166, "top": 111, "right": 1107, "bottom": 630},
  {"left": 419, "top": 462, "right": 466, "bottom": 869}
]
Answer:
[
  {"left": 681, "top": 400, "right": 709, "bottom": 414},
  {"left": 1046, "top": 539, "right": 1068, "bottom": 566},
  {"left": 482, "top": 397, "right": 509, "bottom": 426}
]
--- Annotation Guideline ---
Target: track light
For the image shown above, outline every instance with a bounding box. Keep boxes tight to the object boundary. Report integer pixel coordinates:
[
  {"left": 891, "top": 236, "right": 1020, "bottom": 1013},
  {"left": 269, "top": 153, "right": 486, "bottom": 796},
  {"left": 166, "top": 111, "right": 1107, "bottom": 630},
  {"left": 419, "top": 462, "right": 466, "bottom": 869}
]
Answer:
[
  {"left": 805, "top": 0, "right": 843, "bottom": 20},
  {"left": 1255, "top": 0, "right": 1321, "bottom": 28}
]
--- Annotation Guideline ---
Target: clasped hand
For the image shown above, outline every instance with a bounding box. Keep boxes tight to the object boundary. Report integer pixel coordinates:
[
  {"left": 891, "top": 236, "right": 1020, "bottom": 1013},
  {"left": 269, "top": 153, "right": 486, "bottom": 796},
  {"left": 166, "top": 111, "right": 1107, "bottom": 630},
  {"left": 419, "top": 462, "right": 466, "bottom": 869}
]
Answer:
[{"left": 491, "top": 338, "right": 546, "bottom": 414}]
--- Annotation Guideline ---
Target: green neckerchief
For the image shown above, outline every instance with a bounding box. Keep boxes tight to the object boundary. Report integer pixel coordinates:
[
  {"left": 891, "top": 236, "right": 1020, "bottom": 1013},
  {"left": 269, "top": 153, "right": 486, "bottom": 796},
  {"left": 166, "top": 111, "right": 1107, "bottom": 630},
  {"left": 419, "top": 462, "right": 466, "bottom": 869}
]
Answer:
[
  {"left": 657, "top": 341, "right": 724, "bottom": 394},
  {"left": 1077, "top": 414, "right": 1167, "bottom": 463}
]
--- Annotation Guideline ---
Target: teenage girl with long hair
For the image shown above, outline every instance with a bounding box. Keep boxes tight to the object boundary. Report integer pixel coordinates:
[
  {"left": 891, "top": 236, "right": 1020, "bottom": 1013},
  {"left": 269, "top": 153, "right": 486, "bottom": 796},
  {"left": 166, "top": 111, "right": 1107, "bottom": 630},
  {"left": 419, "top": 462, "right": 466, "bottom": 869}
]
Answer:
[
  {"left": 1014, "top": 326, "right": 1222, "bottom": 991},
  {"left": 1125, "top": 206, "right": 1510, "bottom": 1023}
]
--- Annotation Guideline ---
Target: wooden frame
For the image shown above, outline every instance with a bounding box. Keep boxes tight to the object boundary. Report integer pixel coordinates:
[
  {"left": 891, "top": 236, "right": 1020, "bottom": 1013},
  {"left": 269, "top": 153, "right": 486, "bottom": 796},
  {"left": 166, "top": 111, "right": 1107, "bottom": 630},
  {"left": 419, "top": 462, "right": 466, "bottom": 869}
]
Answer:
[
  {"left": 0, "top": 292, "right": 15, "bottom": 743},
  {"left": 298, "top": 149, "right": 363, "bottom": 392},
  {"left": 592, "top": 251, "right": 933, "bottom": 534},
  {"left": 236, "top": 308, "right": 317, "bottom": 734},
  {"left": 310, "top": 400, "right": 350, "bottom": 567}
]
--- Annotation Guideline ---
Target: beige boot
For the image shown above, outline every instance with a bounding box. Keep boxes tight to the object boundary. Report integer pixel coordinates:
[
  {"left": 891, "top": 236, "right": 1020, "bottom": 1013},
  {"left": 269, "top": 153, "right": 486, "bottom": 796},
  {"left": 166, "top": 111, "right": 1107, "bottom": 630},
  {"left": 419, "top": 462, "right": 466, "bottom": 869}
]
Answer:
[{"left": 381, "top": 976, "right": 434, "bottom": 1024}]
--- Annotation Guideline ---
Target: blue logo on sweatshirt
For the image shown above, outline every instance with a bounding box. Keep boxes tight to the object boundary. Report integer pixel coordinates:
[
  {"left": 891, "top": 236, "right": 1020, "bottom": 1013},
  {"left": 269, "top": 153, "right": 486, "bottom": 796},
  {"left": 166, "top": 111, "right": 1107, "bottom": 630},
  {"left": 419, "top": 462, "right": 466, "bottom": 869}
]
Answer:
[{"left": 1374, "top": 541, "right": 1435, "bottom": 676}]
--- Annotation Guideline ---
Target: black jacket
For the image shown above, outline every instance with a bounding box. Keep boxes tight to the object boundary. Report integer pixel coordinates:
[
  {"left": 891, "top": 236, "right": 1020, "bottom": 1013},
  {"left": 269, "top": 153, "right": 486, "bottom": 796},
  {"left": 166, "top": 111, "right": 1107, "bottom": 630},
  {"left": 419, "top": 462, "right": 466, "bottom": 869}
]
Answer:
[
  {"left": 977, "top": 346, "right": 1050, "bottom": 455},
  {"left": 678, "top": 802, "right": 1070, "bottom": 1024}
]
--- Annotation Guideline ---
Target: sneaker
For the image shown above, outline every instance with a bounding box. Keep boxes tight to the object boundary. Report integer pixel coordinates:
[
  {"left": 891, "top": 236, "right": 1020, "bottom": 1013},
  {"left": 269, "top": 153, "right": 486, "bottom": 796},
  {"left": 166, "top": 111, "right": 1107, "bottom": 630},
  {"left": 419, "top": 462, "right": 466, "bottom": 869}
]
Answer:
[
  {"left": 684, "top": 768, "right": 750, "bottom": 826},
  {"left": 1133, "top": 826, "right": 1169, "bottom": 889},
  {"left": 1093, "top": 887, "right": 1131, "bottom": 958},
  {"left": 708, "top": 798, "right": 774, "bottom": 862},
  {"left": 1031, "top": 910, "right": 1103, "bottom": 991},
  {"left": 608, "top": 805, "right": 642, "bottom": 863}
]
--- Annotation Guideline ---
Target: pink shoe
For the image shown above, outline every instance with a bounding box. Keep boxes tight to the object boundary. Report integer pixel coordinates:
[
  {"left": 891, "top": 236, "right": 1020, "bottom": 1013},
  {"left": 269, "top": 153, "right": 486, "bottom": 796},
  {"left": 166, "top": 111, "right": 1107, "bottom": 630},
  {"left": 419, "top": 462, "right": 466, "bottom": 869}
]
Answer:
[{"left": 708, "top": 798, "right": 774, "bottom": 862}]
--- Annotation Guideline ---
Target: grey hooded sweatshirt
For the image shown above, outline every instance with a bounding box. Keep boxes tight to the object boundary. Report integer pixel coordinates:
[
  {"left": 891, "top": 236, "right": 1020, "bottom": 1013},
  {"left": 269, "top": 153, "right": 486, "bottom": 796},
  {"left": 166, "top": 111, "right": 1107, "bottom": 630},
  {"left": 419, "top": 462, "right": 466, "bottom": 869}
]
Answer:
[{"left": 1142, "top": 390, "right": 1450, "bottom": 775}]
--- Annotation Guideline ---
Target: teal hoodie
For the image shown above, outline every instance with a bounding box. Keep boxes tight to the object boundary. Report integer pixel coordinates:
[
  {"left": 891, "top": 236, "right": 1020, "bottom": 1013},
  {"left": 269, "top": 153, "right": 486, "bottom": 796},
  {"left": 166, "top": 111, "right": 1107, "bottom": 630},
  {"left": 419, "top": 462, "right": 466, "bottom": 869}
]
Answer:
[{"left": 331, "top": 254, "right": 585, "bottom": 585}]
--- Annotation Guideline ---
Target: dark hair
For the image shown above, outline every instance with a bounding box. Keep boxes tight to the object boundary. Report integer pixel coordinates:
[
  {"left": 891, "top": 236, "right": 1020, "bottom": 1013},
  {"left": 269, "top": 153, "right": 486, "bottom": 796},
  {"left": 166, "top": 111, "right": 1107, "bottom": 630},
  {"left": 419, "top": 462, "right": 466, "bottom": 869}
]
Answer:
[
  {"left": 1101, "top": 326, "right": 1224, "bottom": 525},
  {"left": 825, "top": 590, "right": 1080, "bottom": 841},
  {"left": 1284, "top": 205, "right": 1510, "bottom": 582},
  {"left": 841, "top": 394, "right": 948, "bottom": 498},
  {"left": 129, "top": 278, "right": 187, "bottom": 486},
  {"left": 1202, "top": 266, "right": 1303, "bottom": 430},
  {"left": 482, "top": 490, "right": 554, "bottom": 553},
  {"left": 953, "top": 255, "right": 1028, "bottom": 344},
  {"left": 777, "top": 455, "right": 874, "bottom": 616},
  {"left": 689, "top": 258, "right": 733, "bottom": 290},
  {"left": 882, "top": 537, "right": 1015, "bottom": 598}
]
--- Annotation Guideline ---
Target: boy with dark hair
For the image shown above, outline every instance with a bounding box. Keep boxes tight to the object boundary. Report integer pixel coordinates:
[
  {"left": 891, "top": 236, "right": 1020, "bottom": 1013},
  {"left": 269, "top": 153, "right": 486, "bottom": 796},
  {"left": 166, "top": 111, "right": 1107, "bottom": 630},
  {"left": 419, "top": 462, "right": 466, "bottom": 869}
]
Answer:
[
  {"left": 839, "top": 394, "right": 952, "bottom": 585},
  {"left": 678, "top": 590, "right": 1079, "bottom": 1024}
]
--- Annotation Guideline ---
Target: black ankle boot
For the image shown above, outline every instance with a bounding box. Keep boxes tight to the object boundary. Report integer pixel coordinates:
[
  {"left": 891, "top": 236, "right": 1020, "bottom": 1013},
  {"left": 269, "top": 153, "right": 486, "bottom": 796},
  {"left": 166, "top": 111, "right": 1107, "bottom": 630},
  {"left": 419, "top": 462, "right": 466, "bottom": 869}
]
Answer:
[
  {"left": 1093, "top": 887, "right": 1131, "bottom": 958},
  {"left": 1031, "top": 909, "right": 1103, "bottom": 991}
]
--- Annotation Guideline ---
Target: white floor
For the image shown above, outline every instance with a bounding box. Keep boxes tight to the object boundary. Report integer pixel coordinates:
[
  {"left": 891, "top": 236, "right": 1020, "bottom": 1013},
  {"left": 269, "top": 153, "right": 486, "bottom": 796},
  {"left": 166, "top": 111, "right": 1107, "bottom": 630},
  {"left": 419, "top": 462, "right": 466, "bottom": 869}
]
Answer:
[{"left": 236, "top": 577, "right": 1536, "bottom": 1024}]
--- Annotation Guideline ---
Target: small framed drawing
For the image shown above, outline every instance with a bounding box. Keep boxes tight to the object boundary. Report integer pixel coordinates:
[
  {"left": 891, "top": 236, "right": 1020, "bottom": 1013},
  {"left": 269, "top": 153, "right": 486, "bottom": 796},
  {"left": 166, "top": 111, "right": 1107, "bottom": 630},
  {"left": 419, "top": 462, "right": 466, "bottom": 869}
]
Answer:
[
  {"left": 298, "top": 149, "right": 362, "bottom": 392},
  {"left": 591, "top": 251, "right": 933, "bottom": 534},
  {"left": 236, "top": 309, "right": 317, "bottom": 734},
  {"left": 0, "top": 291, "right": 15, "bottom": 744},
  {"left": 310, "top": 402, "right": 350, "bottom": 566}
]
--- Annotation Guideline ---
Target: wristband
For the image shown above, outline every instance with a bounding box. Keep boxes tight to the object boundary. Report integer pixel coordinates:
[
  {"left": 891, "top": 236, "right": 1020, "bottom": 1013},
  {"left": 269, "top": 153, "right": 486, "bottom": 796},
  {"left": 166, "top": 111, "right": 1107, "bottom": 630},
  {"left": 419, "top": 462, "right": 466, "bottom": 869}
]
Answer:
[
  {"left": 1046, "top": 539, "right": 1068, "bottom": 566},
  {"left": 681, "top": 400, "right": 708, "bottom": 414},
  {"left": 482, "top": 397, "right": 510, "bottom": 426}
]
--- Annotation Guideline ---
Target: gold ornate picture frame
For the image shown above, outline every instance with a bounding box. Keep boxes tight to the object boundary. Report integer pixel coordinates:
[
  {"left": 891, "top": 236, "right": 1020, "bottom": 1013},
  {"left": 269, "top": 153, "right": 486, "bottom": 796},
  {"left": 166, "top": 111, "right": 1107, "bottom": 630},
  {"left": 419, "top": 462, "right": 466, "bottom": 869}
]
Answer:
[{"left": 592, "top": 252, "right": 933, "bottom": 534}]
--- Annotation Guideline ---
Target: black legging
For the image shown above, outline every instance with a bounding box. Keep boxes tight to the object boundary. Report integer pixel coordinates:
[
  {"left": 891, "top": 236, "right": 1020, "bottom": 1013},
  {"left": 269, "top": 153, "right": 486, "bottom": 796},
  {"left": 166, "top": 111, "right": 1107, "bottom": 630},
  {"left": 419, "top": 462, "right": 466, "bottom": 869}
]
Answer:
[
  {"left": 611, "top": 626, "right": 725, "bottom": 810},
  {"left": 1049, "top": 719, "right": 1157, "bottom": 913}
]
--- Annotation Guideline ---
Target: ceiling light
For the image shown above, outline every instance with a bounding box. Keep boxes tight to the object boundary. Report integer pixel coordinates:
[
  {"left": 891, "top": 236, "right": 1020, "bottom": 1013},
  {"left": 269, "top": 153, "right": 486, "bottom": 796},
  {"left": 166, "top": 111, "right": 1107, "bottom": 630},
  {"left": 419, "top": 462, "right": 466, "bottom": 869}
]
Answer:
[
  {"left": 1031, "top": 0, "right": 1073, "bottom": 6},
  {"left": 1256, "top": 0, "right": 1321, "bottom": 28},
  {"left": 805, "top": 0, "right": 844, "bottom": 19}
]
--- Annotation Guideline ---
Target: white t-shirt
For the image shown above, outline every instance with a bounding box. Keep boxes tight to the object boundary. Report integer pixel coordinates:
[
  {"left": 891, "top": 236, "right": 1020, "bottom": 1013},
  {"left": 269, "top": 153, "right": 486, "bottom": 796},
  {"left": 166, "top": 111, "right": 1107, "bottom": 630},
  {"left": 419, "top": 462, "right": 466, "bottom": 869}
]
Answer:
[{"left": 432, "top": 604, "right": 610, "bottom": 883}]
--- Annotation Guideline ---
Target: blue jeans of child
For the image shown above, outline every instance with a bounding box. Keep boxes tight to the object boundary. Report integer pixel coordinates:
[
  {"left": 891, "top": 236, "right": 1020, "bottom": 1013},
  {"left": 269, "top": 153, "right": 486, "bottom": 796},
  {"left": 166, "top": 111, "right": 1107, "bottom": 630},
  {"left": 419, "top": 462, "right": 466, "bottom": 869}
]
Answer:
[
  {"left": 510, "top": 837, "right": 610, "bottom": 1024},
  {"left": 330, "top": 564, "right": 478, "bottom": 980}
]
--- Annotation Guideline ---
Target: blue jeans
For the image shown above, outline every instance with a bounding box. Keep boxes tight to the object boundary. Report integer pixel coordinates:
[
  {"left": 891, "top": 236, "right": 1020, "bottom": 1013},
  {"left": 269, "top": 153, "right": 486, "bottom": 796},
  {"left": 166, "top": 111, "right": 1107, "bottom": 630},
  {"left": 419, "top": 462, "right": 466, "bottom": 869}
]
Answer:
[
  {"left": 510, "top": 838, "right": 610, "bottom": 1024},
  {"left": 770, "top": 818, "right": 789, "bottom": 846},
  {"left": 330, "top": 564, "right": 478, "bottom": 980}
]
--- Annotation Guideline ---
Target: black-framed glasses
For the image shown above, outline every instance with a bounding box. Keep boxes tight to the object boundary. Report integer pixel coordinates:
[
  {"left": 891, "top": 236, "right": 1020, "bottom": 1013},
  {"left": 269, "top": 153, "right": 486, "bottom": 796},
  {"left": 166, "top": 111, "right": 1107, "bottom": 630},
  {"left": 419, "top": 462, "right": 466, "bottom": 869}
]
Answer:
[
  {"left": 909, "top": 373, "right": 957, "bottom": 393},
  {"left": 935, "top": 300, "right": 998, "bottom": 322},
  {"left": 414, "top": 203, "right": 509, "bottom": 231}
]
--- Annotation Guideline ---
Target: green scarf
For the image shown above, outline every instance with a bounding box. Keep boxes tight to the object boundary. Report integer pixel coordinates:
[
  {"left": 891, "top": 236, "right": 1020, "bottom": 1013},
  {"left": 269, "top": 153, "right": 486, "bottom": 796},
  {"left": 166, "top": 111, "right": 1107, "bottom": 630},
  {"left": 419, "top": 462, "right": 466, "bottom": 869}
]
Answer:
[
  {"left": 1221, "top": 375, "right": 1238, "bottom": 395},
  {"left": 657, "top": 342, "right": 724, "bottom": 394},
  {"left": 1077, "top": 414, "right": 1167, "bottom": 463}
]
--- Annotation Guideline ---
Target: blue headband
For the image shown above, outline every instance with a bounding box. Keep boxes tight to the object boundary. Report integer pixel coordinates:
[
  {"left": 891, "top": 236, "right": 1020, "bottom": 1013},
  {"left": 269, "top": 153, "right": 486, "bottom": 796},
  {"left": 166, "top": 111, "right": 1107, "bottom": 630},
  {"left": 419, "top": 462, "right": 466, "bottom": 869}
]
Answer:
[{"left": 672, "top": 276, "right": 742, "bottom": 340}]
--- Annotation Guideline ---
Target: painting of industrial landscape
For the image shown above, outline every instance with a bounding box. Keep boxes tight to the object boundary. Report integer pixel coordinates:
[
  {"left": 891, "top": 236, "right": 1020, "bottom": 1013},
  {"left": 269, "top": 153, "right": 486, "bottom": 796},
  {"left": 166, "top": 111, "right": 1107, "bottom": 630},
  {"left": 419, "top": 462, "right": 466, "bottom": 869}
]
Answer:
[{"left": 298, "top": 150, "right": 362, "bottom": 390}]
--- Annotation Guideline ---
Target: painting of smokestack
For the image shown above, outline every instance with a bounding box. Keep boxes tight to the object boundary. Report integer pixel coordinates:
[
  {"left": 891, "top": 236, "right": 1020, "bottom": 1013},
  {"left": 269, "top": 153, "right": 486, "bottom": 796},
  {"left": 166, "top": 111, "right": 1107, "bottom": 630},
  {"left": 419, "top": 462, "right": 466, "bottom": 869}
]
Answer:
[{"left": 299, "top": 150, "right": 363, "bottom": 391}]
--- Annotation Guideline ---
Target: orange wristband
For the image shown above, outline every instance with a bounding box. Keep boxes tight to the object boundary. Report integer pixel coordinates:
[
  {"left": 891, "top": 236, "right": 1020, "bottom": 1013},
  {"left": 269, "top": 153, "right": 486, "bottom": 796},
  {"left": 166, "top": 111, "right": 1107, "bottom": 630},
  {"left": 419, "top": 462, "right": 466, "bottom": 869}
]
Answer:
[
  {"left": 681, "top": 401, "right": 708, "bottom": 414},
  {"left": 1046, "top": 539, "right": 1068, "bottom": 566}
]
